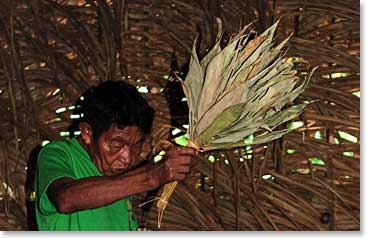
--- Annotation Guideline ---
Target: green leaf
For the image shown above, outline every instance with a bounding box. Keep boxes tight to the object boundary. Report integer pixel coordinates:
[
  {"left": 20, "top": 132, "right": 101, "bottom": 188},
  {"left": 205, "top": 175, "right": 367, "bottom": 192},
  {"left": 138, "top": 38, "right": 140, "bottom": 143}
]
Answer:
[
  {"left": 210, "top": 127, "right": 259, "bottom": 144},
  {"left": 196, "top": 103, "right": 245, "bottom": 142},
  {"left": 248, "top": 128, "right": 293, "bottom": 145},
  {"left": 208, "top": 128, "right": 292, "bottom": 149},
  {"left": 264, "top": 102, "right": 308, "bottom": 128}
]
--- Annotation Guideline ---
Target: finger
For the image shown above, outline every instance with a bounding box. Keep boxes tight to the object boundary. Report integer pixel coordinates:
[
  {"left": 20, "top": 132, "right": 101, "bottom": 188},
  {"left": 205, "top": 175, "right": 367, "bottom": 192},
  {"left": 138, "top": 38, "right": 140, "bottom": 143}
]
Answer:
[
  {"left": 166, "top": 167, "right": 189, "bottom": 181},
  {"left": 173, "top": 174, "right": 186, "bottom": 181},
  {"left": 174, "top": 165, "right": 191, "bottom": 174},
  {"left": 167, "top": 146, "right": 197, "bottom": 157},
  {"left": 176, "top": 146, "right": 197, "bottom": 156},
  {"left": 191, "top": 156, "right": 198, "bottom": 166},
  {"left": 176, "top": 156, "right": 193, "bottom": 165},
  {"left": 166, "top": 156, "right": 192, "bottom": 166}
]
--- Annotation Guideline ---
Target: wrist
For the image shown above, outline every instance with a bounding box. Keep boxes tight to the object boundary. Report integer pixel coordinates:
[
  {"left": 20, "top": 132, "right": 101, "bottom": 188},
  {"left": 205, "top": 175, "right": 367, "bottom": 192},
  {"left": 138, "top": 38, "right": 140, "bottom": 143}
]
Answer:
[{"left": 147, "top": 163, "right": 164, "bottom": 189}]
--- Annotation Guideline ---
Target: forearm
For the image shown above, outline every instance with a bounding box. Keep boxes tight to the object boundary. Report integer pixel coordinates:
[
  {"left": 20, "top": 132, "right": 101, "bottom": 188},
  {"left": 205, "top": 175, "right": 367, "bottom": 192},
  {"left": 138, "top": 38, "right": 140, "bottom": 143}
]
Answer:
[
  {"left": 121, "top": 160, "right": 157, "bottom": 177},
  {"left": 53, "top": 163, "right": 163, "bottom": 214}
]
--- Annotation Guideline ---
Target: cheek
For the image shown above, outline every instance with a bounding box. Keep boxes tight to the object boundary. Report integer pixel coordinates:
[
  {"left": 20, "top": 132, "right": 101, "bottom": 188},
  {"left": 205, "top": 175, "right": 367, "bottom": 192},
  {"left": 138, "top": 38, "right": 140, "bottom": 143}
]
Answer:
[
  {"left": 130, "top": 148, "right": 142, "bottom": 166},
  {"left": 134, "top": 146, "right": 142, "bottom": 156},
  {"left": 99, "top": 142, "right": 118, "bottom": 164},
  {"left": 131, "top": 144, "right": 142, "bottom": 157},
  {"left": 140, "top": 143, "right": 151, "bottom": 159},
  {"left": 102, "top": 142, "right": 111, "bottom": 153}
]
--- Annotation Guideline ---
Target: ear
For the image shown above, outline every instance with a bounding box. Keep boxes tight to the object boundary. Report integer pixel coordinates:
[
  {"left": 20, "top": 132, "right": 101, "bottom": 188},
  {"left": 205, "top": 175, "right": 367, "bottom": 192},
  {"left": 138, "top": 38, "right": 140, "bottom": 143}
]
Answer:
[{"left": 78, "top": 122, "right": 93, "bottom": 145}]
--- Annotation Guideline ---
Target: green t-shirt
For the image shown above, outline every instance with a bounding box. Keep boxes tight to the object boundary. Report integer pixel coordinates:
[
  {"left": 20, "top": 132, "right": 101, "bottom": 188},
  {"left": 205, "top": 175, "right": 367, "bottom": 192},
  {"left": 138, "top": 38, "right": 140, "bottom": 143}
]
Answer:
[{"left": 35, "top": 138, "right": 138, "bottom": 231}]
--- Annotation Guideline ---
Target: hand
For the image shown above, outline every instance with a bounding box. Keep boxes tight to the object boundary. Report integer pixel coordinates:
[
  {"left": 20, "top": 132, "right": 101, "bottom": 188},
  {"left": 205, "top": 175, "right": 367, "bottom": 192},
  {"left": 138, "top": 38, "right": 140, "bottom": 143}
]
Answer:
[{"left": 160, "top": 145, "right": 197, "bottom": 184}]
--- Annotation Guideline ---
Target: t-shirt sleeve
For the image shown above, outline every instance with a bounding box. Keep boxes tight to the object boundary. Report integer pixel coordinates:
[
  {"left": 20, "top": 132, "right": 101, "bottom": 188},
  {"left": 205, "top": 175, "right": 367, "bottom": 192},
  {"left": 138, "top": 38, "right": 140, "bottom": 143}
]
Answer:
[{"left": 36, "top": 143, "right": 76, "bottom": 215}]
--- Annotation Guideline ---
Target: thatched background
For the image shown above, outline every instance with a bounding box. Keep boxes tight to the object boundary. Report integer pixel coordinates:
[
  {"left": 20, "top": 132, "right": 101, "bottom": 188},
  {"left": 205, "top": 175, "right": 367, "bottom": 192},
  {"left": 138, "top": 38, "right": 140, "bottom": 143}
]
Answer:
[{"left": 0, "top": 0, "right": 359, "bottom": 231}]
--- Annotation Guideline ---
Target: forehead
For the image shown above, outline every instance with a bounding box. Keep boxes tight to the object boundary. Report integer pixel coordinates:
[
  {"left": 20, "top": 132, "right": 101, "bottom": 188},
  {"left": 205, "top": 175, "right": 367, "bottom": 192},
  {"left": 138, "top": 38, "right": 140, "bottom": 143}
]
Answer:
[{"left": 104, "top": 125, "right": 144, "bottom": 141}]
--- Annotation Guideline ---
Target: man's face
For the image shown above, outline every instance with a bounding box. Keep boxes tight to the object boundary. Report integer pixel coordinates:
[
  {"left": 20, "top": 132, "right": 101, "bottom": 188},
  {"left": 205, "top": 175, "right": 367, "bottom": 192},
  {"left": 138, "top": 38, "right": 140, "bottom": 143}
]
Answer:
[{"left": 91, "top": 125, "right": 145, "bottom": 176}]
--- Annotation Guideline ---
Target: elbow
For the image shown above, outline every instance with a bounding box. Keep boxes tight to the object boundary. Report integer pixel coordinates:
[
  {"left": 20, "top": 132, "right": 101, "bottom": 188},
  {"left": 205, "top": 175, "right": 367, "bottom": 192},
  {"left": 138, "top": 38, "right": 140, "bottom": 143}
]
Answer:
[
  {"left": 47, "top": 177, "right": 79, "bottom": 214},
  {"left": 56, "top": 203, "right": 74, "bottom": 214},
  {"left": 54, "top": 191, "right": 76, "bottom": 214}
]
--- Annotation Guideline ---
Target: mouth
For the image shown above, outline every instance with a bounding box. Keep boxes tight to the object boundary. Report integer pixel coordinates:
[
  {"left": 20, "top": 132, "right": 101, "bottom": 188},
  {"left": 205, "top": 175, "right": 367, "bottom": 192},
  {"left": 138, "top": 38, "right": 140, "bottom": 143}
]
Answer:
[
  {"left": 106, "top": 161, "right": 129, "bottom": 175},
  {"left": 105, "top": 167, "right": 127, "bottom": 176}
]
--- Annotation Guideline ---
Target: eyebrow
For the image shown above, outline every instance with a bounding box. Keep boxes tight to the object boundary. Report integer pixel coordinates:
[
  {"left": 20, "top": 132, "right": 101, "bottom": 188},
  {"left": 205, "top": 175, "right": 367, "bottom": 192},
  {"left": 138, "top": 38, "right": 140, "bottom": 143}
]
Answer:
[
  {"left": 111, "top": 137, "right": 129, "bottom": 144},
  {"left": 136, "top": 137, "right": 145, "bottom": 144},
  {"left": 111, "top": 136, "right": 145, "bottom": 145}
]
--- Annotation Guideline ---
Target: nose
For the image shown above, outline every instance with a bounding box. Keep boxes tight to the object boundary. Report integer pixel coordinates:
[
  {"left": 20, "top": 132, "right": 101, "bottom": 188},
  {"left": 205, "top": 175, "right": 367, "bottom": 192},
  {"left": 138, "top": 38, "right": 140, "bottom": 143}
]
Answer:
[
  {"left": 120, "top": 145, "right": 132, "bottom": 165},
  {"left": 112, "top": 145, "right": 133, "bottom": 171}
]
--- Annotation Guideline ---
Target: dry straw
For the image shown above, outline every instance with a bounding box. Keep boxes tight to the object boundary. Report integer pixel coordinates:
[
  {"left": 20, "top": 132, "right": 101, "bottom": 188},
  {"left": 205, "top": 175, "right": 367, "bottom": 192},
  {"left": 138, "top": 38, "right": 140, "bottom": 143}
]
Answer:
[{"left": 156, "top": 18, "right": 317, "bottom": 228}]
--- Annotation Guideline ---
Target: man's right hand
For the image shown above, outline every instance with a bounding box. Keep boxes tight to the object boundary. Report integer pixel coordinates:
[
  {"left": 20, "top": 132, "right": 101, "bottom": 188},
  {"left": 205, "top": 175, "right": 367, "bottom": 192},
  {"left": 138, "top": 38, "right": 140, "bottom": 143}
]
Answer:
[{"left": 152, "top": 145, "right": 197, "bottom": 186}]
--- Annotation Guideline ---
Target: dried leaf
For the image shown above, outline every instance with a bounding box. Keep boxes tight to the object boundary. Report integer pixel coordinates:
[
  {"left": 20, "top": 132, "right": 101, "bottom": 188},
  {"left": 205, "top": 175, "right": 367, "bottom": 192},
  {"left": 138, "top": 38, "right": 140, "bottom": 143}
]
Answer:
[
  {"left": 181, "top": 18, "right": 313, "bottom": 153},
  {"left": 197, "top": 49, "right": 225, "bottom": 119},
  {"left": 264, "top": 102, "right": 309, "bottom": 128},
  {"left": 200, "top": 19, "right": 222, "bottom": 72},
  {"left": 210, "top": 127, "right": 259, "bottom": 144},
  {"left": 196, "top": 103, "right": 245, "bottom": 144},
  {"left": 195, "top": 81, "right": 249, "bottom": 136}
]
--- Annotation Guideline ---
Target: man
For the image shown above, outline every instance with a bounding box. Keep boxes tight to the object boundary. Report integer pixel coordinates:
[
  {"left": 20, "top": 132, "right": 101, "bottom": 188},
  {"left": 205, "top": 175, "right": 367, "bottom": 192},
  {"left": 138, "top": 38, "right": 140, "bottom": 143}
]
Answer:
[{"left": 35, "top": 80, "right": 196, "bottom": 231}]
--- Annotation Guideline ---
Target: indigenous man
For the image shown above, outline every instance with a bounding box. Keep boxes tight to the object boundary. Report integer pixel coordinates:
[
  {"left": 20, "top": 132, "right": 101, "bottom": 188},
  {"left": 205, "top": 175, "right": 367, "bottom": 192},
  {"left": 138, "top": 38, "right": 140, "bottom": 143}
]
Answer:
[{"left": 35, "top": 81, "right": 196, "bottom": 230}]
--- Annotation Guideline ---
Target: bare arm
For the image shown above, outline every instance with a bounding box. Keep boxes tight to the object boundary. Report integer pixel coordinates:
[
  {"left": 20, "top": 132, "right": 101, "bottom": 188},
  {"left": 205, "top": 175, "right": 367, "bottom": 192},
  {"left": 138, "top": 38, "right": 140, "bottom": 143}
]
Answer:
[
  {"left": 47, "top": 162, "right": 162, "bottom": 214},
  {"left": 47, "top": 146, "right": 196, "bottom": 214}
]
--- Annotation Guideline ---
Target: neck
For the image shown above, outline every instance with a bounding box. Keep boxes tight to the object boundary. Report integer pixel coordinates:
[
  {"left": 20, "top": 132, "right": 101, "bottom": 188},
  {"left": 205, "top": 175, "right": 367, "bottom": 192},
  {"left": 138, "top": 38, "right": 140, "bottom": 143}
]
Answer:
[{"left": 77, "top": 136, "right": 103, "bottom": 172}]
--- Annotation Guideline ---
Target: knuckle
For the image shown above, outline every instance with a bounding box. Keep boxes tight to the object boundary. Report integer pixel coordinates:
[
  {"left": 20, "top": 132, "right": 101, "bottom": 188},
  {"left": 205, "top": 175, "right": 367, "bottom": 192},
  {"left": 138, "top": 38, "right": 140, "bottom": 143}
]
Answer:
[
  {"left": 165, "top": 159, "right": 174, "bottom": 167},
  {"left": 167, "top": 169, "right": 174, "bottom": 178},
  {"left": 171, "top": 146, "right": 179, "bottom": 152},
  {"left": 166, "top": 148, "right": 176, "bottom": 156}
]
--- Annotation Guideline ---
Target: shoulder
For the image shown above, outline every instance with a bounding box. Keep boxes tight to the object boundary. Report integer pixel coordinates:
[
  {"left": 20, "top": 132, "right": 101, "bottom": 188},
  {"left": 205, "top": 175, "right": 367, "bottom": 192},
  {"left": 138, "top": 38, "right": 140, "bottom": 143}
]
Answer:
[
  {"left": 40, "top": 140, "right": 68, "bottom": 153},
  {"left": 38, "top": 139, "right": 74, "bottom": 162}
]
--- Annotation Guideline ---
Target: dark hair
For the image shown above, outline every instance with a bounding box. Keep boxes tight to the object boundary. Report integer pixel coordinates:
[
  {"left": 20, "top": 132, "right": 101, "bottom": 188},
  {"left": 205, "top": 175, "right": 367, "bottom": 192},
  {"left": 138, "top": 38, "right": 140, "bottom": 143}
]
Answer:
[{"left": 70, "top": 80, "right": 155, "bottom": 141}]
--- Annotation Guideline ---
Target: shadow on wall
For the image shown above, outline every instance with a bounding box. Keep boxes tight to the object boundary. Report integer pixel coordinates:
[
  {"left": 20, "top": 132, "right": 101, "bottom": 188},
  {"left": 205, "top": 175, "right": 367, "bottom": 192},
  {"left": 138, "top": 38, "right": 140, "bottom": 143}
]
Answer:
[{"left": 25, "top": 145, "right": 41, "bottom": 231}]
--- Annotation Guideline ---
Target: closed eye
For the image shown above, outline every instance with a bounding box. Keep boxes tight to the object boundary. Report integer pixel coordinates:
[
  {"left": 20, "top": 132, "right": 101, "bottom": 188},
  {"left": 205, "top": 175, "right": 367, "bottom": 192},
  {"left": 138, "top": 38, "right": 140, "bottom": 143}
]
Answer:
[
  {"left": 111, "top": 141, "right": 124, "bottom": 147},
  {"left": 132, "top": 141, "right": 143, "bottom": 150}
]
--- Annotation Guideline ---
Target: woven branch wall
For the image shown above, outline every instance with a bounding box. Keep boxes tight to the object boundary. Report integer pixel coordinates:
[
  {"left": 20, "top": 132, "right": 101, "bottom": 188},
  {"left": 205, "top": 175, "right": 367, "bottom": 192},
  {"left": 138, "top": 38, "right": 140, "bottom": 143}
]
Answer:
[{"left": 0, "top": 0, "right": 359, "bottom": 230}]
